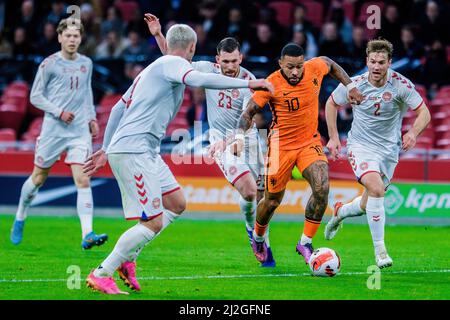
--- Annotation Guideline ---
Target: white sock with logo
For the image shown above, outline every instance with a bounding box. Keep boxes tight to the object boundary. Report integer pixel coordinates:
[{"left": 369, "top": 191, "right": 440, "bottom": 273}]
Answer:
[
  {"left": 239, "top": 196, "right": 256, "bottom": 230},
  {"left": 94, "top": 224, "right": 155, "bottom": 277},
  {"left": 16, "top": 176, "right": 40, "bottom": 221},
  {"left": 77, "top": 188, "right": 94, "bottom": 238},
  {"left": 366, "top": 196, "right": 386, "bottom": 253},
  {"left": 337, "top": 196, "right": 365, "bottom": 220}
]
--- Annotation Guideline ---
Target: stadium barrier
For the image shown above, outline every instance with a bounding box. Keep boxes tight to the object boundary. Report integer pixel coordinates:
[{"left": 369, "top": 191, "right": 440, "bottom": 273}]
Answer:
[{"left": 0, "top": 152, "right": 448, "bottom": 218}]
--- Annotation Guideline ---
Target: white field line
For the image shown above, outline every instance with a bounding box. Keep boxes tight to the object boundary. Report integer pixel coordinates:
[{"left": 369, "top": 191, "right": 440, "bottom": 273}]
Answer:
[{"left": 0, "top": 269, "right": 449, "bottom": 283}]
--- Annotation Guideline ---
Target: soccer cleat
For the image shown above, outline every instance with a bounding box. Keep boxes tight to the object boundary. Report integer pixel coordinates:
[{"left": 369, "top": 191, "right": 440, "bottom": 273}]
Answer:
[
  {"left": 118, "top": 261, "right": 141, "bottom": 291},
  {"left": 251, "top": 238, "right": 268, "bottom": 263},
  {"left": 86, "top": 271, "right": 129, "bottom": 295},
  {"left": 376, "top": 251, "right": 393, "bottom": 269},
  {"left": 82, "top": 231, "right": 108, "bottom": 250},
  {"left": 10, "top": 220, "right": 25, "bottom": 245},
  {"left": 324, "top": 202, "right": 344, "bottom": 240},
  {"left": 245, "top": 227, "right": 253, "bottom": 246},
  {"left": 296, "top": 242, "right": 314, "bottom": 264},
  {"left": 261, "top": 247, "right": 276, "bottom": 268}
]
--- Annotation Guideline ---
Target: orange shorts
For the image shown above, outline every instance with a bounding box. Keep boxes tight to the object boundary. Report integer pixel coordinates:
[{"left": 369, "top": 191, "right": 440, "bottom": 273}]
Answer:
[{"left": 265, "top": 137, "right": 328, "bottom": 193}]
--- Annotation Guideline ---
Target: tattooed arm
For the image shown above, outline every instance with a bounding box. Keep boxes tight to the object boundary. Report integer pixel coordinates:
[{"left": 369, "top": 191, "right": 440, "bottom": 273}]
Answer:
[{"left": 319, "top": 56, "right": 364, "bottom": 104}]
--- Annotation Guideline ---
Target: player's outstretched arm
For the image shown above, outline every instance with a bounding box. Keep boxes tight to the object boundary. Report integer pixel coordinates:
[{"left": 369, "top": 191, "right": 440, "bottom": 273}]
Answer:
[
  {"left": 402, "top": 104, "right": 431, "bottom": 151},
  {"left": 144, "top": 13, "right": 167, "bottom": 55},
  {"left": 319, "top": 56, "right": 364, "bottom": 105},
  {"left": 325, "top": 97, "right": 342, "bottom": 161},
  {"left": 208, "top": 98, "right": 261, "bottom": 159}
]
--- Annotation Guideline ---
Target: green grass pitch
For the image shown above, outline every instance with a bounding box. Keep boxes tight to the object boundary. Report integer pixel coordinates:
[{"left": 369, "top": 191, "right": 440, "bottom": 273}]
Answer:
[{"left": 0, "top": 215, "right": 449, "bottom": 300}]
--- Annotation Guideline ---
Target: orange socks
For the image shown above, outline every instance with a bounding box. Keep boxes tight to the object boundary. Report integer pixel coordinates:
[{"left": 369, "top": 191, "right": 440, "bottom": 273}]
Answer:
[
  {"left": 303, "top": 218, "right": 321, "bottom": 239},
  {"left": 254, "top": 220, "right": 268, "bottom": 237}
]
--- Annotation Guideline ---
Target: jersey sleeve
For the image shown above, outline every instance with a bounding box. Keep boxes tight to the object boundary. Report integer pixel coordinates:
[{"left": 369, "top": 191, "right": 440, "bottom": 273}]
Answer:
[
  {"left": 84, "top": 59, "right": 96, "bottom": 121},
  {"left": 242, "top": 72, "right": 256, "bottom": 110},
  {"left": 312, "top": 57, "right": 330, "bottom": 77},
  {"left": 29, "top": 58, "right": 62, "bottom": 118},
  {"left": 191, "top": 61, "right": 215, "bottom": 73},
  {"left": 164, "top": 57, "right": 194, "bottom": 84},
  {"left": 399, "top": 82, "right": 424, "bottom": 111},
  {"left": 252, "top": 77, "right": 272, "bottom": 108},
  {"left": 330, "top": 83, "right": 348, "bottom": 106}
]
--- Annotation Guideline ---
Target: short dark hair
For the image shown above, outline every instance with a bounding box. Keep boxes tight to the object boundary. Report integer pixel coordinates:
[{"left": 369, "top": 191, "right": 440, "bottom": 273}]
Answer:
[
  {"left": 216, "top": 37, "right": 241, "bottom": 54},
  {"left": 280, "top": 43, "right": 304, "bottom": 58}
]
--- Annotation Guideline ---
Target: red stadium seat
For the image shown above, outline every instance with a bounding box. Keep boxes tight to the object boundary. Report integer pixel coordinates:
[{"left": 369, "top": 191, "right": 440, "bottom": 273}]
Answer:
[
  {"left": 0, "top": 106, "right": 25, "bottom": 133},
  {"left": 414, "top": 84, "right": 427, "bottom": 100},
  {"left": 268, "top": 1, "right": 294, "bottom": 28},
  {"left": 6, "top": 81, "right": 29, "bottom": 93},
  {"left": 115, "top": 0, "right": 139, "bottom": 23},
  {"left": 0, "top": 128, "right": 16, "bottom": 151}
]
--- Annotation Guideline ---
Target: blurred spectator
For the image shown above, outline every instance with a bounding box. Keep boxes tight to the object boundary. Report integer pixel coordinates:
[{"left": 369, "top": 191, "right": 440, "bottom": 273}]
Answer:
[
  {"left": 47, "top": 0, "right": 66, "bottom": 26},
  {"left": 193, "top": 24, "right": 216, "bottom": 56},
  {"left": 347, "top": 25, "right": 367, "bottom": 66},
  {"left": 79, "top": 28, "right": 98, "bottom": 57},
  {"left": 248, "top": 23, "right": 282, "bottom": 60},
  {"left": 100, "top": 6, "right": 124, "bottom": 38},
  {"left": 122, "top": 63, "right": 145, "bottom": 92},
  {"left": 329, "top": 3, "right": 353, "bottom": 46},
  {"left": 125, "top": 7, "right": 149, "bottom": 38},
  {"left": 291, "top": 30, "right": 318, "bottom": 60},
  {"left": 421, "top": 39, "right": 449, "bottom": 91},
  {"left": 12, "top": 27, "right": 34, "bottom": 57},
  {"left": 197, "top": 0, "right": 227, "bottom": 44},
  {"left": 418, "top": 0, "right": 448, "bottom": 46},
  {"left": 259, "top": 5, "right": 285, "bottom": 39},
  {"left": 187, "top": 88, "right": 207, "bottom": 128},
  {"left": 95, "top": 30, "right": 127, "bottom": 59},
  {"left": 377, "top": 4, "right": 402, "bottom": 48},
  {"left": 36, "top": 22, "right": 60, "bottom": 57},
  {"left": 291, "top": 4, "right": 315, "bottom": 36},
  {"left": 123, "top": 30, "right": 151, "bottom": 57},
  {"left": 80, "top": 3, "right": 100, "bottom": 40},
  {"left": 17, "top": 0, "right": 39, "bottom": 40},
  {"left": 225, "top": 6, "right": 249, "bottom": 44},
  {"left": 0, "top": 30, "right": 12, "bottom": 58},
  {"left": 395, "top": 25, "right": 424, "bottom": 60},
  {"left": 318, "top": 22, "right": 348, "bottom": 58}
]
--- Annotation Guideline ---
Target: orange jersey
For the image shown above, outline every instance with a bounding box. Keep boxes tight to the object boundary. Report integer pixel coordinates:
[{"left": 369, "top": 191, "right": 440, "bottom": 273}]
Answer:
[{"left": 252, "top": 57, "right": 329, "bottom": 150}]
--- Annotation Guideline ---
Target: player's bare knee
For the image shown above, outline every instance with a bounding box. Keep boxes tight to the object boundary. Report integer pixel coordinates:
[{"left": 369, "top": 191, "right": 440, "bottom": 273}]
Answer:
[
  {"left": 266, "top": 198, "right": 281, "bottom": 212},
  {"left": 240, "top": 188, "right": 256, "bottom": 201},
  {"left": 31, "top": 172, "right": 47, "bottom": 187},
  {"left": 75, "top": 175, "right": 90, "bottom": 188},
  {"left": 366, "top": 184, "right": 385, "bottom": 197},
  {"left": 172, "top": 199, "right": 186, "bottom": 215},
  {"left": 140, "top": 218, "right": 163, "bottom": 233}
]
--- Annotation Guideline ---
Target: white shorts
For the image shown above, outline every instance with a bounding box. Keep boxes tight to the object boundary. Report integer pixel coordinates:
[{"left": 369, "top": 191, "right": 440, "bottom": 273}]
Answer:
[
  {"left": 108, "top": 152, "right": 180, "bottom": 221},
  {"left": 34, "top": 135, "right": 92, "bottom": 168},
  {"left": 213, "top": 129, "right": 265, "bottom": 191},
  {"left": 347, "top": 144, "right": 398, "bottom": 188}
]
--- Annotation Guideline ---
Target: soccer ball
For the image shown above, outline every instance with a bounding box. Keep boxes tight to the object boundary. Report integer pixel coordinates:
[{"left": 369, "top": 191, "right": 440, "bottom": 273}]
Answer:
[{"left": 308, "top": 247, "right": 341, "bottom": 277}]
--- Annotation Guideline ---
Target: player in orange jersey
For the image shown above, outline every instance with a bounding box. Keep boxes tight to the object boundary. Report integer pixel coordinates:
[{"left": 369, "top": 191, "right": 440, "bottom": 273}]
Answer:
[{"left": 211, "top": 43, "right": 363, "bottom": 266}]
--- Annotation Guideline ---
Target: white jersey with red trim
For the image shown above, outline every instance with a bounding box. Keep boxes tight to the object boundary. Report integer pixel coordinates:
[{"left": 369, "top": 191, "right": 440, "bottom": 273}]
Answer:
[
  {"left": 191, "top": 61, "right": 255, "bottom": 143},
  {"left": 107, "top": 55, "right": 192, "bottom": 154},
  {"left": 331, "top": 69, "right": 424, "bottom": 158},
  {"left": 30, "top": 51, "right": 95, "bottom": 138}
]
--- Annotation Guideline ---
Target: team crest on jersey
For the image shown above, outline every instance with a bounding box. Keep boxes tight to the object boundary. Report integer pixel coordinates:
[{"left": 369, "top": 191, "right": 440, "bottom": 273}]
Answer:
[
  {"left": 360, "top": 162, "right": 368, "bottom": 171},
  {"left": 229, "top": 166, "right": 237, "bottom": 176},
  {"left": 312, "top": 78, "right": 319, "bottom": 86},
  {"left": 36, "top": 156, "right": 44, "bottom": 165},
  {"left": 231, "top": 89, "right": 240, "bottom": 99},
  {"left": 382, "top": 91, "right": 392, "bottom": 102},
  {"left": 152, "top": 197, "right": 161, "bottom": 209},
  {"left": 80, "top": 65, "right": 87, "bottom": 73}
]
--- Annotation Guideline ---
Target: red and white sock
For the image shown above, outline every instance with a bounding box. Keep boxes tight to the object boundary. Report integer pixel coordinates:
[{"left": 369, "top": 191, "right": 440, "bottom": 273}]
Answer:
[
  {"left": 337, "top": 196, "right": 364, "bottom": 220},
  {"left": 366, "top": 196, "right": 386, "bottom": 252}
]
